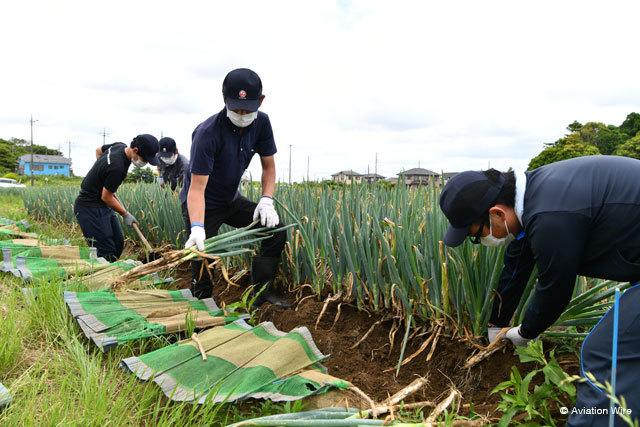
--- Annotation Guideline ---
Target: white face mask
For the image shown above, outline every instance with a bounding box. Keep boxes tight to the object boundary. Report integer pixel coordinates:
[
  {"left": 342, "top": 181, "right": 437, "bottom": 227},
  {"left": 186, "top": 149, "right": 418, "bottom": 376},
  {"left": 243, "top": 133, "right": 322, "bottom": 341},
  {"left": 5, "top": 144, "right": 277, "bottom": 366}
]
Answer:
[
  {"left": 162, "top": 154, "right": 178, "bottom": 165},
  {"left": 480, "top": 217, "right": 515, "bottom": 248},
  {"left": 132, "top": 158, "right": 147, "bottom": 168},
  {"left": 226, "top": 108, "right": 257, "bottom": 128}
]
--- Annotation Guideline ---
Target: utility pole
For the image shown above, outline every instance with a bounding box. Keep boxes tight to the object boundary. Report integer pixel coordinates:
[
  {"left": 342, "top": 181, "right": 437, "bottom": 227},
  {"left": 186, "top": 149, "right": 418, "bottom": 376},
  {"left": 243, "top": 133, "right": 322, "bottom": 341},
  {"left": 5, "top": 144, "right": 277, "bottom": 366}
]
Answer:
[
  {"left": 306, "top": 156, "right": 309, "bottom": 182},
  {"left": 288, "top": 144, "right": 292, "bottom": 184},
  {"left": 68, "top": 140, "right": 72, "bottom": 176},
  {"left": 29, "top": 114, "right": 38, "bottom": 186},
  {"left": 99, "top": 128, "right": 109, "bottom": 145},
  {"left": 375, "top": 152, "right": 378, "bottom": 176}
]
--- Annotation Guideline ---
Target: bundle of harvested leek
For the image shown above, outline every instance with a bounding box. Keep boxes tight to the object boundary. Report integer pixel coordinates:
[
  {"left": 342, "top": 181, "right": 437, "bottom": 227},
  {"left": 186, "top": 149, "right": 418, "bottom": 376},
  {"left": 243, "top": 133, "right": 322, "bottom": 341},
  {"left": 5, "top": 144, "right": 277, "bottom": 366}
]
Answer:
[{"left": 111, "top": 221, "right": 293, "bottom": 290}]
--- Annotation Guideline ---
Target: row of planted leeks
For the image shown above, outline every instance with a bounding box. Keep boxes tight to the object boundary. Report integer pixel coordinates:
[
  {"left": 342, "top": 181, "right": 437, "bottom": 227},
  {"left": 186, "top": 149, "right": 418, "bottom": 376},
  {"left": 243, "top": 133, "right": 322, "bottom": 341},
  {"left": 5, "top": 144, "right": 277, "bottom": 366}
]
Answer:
[{"left": 20, "top": 181, "right": 625, "bottom": 338}]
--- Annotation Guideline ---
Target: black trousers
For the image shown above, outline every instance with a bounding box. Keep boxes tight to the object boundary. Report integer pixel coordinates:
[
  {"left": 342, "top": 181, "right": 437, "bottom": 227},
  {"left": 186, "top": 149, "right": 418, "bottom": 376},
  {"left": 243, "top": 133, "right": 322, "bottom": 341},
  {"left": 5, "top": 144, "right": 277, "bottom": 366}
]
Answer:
[
  {"left": 181, "top": 196, "right": 287, "bottom": 295},
  {"left": 569, "top": 284, "right": 640, "bottom": 426},
  {"left": 74, "top": 202, "right": 124, "bottom": 262}
]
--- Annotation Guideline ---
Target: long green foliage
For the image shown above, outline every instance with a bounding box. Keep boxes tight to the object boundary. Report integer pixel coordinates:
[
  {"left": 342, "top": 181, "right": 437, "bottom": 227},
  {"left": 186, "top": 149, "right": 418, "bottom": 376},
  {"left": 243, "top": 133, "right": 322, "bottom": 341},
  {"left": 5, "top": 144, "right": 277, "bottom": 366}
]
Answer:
[{"left": 21, "top": 182, "right": 626, "bottom": 337}]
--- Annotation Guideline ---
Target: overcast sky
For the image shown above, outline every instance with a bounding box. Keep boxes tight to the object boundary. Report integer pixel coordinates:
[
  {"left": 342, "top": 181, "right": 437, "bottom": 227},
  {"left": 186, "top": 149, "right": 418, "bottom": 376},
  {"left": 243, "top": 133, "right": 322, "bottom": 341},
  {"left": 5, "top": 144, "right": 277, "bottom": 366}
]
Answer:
[{"left": 1, "top": 0, "right": 638, "bottom": 181}]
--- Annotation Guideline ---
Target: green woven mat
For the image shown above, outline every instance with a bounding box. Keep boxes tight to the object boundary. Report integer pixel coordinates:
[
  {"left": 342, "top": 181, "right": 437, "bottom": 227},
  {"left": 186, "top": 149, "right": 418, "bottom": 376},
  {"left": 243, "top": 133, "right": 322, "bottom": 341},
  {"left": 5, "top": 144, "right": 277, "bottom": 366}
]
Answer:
[
  {"left": 65, "top": 289, "right": 239, "bottom": 352},
  {"left": 122, "top": 319, "right": 350, "bottom": 404}
]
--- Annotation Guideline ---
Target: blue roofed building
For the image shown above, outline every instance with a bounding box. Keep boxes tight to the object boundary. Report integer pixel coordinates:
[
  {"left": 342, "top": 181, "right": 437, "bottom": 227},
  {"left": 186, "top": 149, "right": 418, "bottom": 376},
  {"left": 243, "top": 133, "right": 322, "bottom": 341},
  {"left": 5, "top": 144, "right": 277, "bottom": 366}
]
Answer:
[{"left": 18, "top": 154, "right": 72, "bottom": 177}]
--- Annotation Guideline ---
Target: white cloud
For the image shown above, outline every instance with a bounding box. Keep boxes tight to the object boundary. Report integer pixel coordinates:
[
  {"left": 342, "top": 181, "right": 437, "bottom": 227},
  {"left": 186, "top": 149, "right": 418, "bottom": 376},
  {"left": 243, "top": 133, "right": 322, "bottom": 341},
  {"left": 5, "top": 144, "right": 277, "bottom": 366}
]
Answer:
[{"left": 0, "top": 0, "right": 638, "bottom": 180}]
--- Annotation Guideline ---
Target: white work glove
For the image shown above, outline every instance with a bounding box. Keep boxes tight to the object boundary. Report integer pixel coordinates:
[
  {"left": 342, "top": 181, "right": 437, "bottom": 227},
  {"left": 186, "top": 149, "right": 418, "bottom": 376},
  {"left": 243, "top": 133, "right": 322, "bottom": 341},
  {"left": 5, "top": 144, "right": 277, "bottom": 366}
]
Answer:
[
  {"left": 487, "top": 326, "right": 502, "bottom": 344},
  {"left": 123, "top": 212, "right": 137, "bottom": 227},
  {"left": 253, "top": 196, "right": 279, "bottom": 228},
  {"left": 505, "top": 325, "right": 531, "bottom": 347},
  {"left": 184, "top": 226, "right": 206, "bottom": 251}
]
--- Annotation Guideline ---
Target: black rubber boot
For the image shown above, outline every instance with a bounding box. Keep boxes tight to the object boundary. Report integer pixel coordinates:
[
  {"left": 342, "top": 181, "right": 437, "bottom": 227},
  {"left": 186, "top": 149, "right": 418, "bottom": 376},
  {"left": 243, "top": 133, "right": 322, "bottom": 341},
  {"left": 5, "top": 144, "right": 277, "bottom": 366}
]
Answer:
[
  {"left": 190, "top": 279, "right": 213, "bottom": 299},
  {"left": 190, "top": 260, "right": 213, "bottom": 299},
  {"left": 251, "top": 256, "right": 291, "bottom": 308}
]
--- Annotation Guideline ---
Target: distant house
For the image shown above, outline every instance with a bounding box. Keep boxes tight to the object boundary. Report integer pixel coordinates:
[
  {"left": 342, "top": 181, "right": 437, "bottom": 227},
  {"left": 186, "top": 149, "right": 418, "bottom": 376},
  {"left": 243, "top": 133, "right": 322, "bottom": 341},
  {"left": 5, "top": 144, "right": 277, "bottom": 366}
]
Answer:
[
  {"left": 397, "top": 168, "right": 439, "bottom": 186},
  {"left": 331, "top": 170, "right": 362, "bottom": 184},
  {"left": 442, "top": 172, "right": 458, "bottom": 182},
  {"left": 362, "top": 173, "right": 385, "bottom": 183},
  {"left": 18, "top": 154, "right": 72, "bottom": 177}
]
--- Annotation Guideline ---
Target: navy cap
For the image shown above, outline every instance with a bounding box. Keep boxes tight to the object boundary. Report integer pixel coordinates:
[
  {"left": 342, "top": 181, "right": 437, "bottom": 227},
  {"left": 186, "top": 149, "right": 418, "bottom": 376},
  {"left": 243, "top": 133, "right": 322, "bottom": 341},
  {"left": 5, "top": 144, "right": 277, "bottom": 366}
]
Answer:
[
  {"left": 131, "top": 134, "right": 160, "bottom": 166},
  {"left": 222, "top": 68, "right": 262, "bottom": 112},
  {"left": 439, "top": 171, "right": 505, "bottom": 247},
  {"left": 158, "top": 137, "right": 177, "bottom": 158}
]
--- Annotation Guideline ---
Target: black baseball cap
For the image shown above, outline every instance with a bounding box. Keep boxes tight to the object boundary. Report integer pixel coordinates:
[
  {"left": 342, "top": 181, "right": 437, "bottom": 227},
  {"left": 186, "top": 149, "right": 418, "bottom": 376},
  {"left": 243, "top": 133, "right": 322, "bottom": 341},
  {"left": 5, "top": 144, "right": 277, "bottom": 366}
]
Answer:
[
  {"left": 131, "top": 134, "right": 160, "bottom": 166},
  {"left": 158, "top": 137, "right": 177, "bottom": 158},
  {"left": 439, "top": 171, "right": 505, "bottom": 247},
  {"left": 222, "top": 68, "right": 262, "bottom": 112}
]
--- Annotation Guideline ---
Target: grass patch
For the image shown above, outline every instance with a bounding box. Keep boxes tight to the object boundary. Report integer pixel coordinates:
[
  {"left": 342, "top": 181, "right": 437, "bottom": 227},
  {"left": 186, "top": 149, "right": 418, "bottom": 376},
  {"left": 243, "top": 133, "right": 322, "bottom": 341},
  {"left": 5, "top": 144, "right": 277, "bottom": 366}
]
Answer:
[{"left": 0, "top": 288, "right": 22, "bottom": 374}]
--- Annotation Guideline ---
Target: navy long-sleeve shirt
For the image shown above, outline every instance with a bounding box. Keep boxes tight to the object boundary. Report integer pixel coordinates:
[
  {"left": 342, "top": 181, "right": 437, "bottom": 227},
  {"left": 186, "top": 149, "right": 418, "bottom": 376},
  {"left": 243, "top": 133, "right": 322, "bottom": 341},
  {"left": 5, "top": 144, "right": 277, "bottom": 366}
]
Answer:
[{"left": 157, "top": 153, "right": 188, "bottom": 191}]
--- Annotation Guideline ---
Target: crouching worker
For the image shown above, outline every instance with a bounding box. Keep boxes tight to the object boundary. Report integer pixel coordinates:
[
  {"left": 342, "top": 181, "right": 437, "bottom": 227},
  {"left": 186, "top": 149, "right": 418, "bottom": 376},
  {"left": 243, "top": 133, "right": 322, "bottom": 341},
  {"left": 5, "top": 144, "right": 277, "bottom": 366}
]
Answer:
[
  {"left": 439, "top": 156, "right": 640, "bottom": 427},
  {"left": 156, "top": 136, "right": 188, "bottom": 190},
  {"left": 74, "top": 134, "right": 159, "bottom": 262},
  {"left": 181, "top": 68, "right": 288, "bottom": 307}
]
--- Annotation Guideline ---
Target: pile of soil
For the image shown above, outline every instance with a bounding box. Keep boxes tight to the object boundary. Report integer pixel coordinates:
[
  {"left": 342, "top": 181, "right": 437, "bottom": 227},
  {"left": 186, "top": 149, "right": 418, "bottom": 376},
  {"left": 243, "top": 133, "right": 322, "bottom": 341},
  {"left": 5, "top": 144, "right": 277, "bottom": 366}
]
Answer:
[{"left": 174, "top": 268, "right": 579, "bottom": 418}]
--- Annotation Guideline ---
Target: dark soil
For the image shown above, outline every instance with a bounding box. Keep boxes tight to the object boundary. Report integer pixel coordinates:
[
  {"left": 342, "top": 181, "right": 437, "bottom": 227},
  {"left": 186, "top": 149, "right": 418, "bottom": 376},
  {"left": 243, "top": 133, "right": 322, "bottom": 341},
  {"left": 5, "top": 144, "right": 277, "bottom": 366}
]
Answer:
[
  {"left": 257, "top": 299, "right": 521, "bottom": 415},
  {"left": 174, "top": 267, "right": 580, "bottom": 418}
]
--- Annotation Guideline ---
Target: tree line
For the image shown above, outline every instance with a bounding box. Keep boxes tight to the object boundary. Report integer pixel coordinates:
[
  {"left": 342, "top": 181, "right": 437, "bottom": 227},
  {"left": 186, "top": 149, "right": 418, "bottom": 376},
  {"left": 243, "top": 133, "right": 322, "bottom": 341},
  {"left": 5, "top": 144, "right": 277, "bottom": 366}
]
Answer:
[{"left": 529, "top": 112, "right": 640, "bottom": 169}]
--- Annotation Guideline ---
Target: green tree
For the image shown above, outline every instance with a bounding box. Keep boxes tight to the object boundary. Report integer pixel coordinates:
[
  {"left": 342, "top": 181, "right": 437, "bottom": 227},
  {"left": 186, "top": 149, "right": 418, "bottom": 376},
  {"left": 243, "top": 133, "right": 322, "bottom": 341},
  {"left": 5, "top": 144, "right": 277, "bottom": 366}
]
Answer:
[
  {"left": 9, "top": 138, "right": 62, "bottom": 155},
  {"left": 528, "top": 143, "right": 600, "bottom": 170},
  {"left": 568, "top": 122, "right": 626, "bottom": 155},
  {"left": 0, "top": 141, "right": 14, "bottom": 174},
  {"left": 575, "top": 122, "right": 606, "bottom": 145},
  {"left": 540, "top": 121, "right": 627, "bottom": 156},
  {"left": 544, "top": 121, "right": 584, "bottom": 147},
  {"left": 592, "top": 125, "right": 628, "bottom": 155},
  {"left": 566, "top": 120, "right": 583, "bottom": 133},
  {"left": 613, "top": 134, "right": 640, "bottom": 160},
  {"left": 619, "top": 112, "right": 640, "bottom": 138},
  {"left": 126, "top": 167, "right": 156, "bottom": 183}
]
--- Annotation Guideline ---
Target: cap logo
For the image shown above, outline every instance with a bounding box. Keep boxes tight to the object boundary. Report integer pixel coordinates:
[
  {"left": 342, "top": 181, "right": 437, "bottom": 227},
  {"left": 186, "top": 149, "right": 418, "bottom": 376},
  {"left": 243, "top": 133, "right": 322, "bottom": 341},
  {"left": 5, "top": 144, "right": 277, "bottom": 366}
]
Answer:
[{"left": 239, "top": 90, "right": 247, "bottom": 99}]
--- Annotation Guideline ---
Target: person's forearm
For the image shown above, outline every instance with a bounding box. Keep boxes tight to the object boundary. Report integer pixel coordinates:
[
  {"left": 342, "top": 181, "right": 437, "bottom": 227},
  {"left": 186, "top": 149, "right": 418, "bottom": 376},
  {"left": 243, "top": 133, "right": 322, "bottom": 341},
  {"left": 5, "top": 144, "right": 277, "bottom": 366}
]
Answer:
[
  {"left": 261, "top": 166, "right": 276, "bottom": 197},
  {"left": 519, "top": 277, "right": 575, "bottom": 338},
  {"left": 187, "top": 187, "right": 205, "bottom": 225},
  {"left": 102, "top": 194, "right": 127, "bottom": 216},
  {"left": 489, "top": 238, "right": 536, "bottom": 327}
]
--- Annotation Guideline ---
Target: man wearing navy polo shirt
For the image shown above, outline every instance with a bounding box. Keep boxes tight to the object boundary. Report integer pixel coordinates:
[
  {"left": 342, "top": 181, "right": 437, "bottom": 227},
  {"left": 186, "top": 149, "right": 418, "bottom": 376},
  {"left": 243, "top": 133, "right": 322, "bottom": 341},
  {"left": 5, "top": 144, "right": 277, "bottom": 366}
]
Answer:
[{"left": 181, "top": 68, "right": 288, "bottom": 306}]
